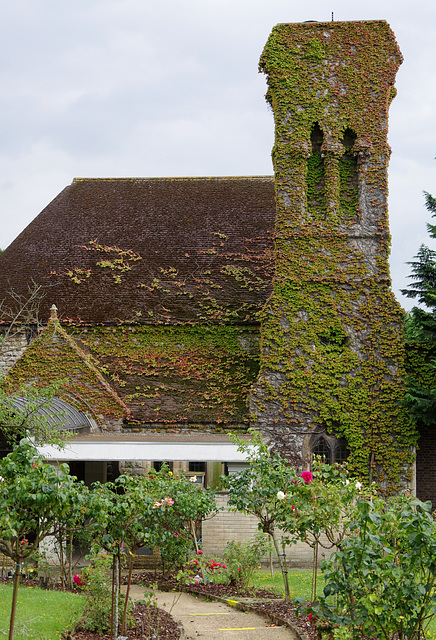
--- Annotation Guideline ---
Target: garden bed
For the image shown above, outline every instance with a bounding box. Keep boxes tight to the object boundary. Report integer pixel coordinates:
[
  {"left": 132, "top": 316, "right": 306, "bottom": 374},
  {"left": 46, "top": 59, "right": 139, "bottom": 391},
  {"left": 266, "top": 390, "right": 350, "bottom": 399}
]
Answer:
[
  {"left": 72, "top": 601, "right": 181, "bottom": 640},
  {"left": 0, "top": 576, "right": 182, "bottom": 640},
  {"left": 132, "top": 572, "right": 317, "bottom": 640}
]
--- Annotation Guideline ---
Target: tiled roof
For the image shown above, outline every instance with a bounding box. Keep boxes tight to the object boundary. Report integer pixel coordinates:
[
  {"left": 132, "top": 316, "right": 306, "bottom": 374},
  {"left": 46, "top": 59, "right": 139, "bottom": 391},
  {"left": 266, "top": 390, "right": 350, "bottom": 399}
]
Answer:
[
  {"left": 4, "top": 319, "right": 128, "bottom": 424},
  {"left": 0, "top": 177, "right": 276, "bottom": 324}
]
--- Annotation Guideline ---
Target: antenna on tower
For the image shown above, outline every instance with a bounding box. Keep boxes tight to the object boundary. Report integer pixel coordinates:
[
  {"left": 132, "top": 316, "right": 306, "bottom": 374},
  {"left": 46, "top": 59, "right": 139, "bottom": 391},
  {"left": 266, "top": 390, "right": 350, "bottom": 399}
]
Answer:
[{"left": 332, "top": 12, "right": 334, "bottom": 21}]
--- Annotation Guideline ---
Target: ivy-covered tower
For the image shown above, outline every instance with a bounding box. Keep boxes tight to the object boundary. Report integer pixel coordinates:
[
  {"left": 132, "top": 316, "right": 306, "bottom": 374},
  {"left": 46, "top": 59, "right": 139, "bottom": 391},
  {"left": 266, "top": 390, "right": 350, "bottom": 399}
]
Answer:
[{"left": 253, "top": 20, "right": 417, "bottom": 490}]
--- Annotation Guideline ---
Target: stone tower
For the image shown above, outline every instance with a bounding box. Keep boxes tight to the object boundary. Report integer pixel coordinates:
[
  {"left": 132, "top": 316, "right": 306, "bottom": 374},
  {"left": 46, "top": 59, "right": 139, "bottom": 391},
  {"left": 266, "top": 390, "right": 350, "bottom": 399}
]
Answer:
[{"left": 253, "top": 20, "right": 417, "bottom": 491}]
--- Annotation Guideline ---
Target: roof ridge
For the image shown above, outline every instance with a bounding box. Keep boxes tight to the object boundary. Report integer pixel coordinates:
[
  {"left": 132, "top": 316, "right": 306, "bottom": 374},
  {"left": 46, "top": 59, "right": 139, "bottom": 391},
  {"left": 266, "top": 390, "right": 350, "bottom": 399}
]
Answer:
[{"left": 72, "top": 175, "right": 274, "bottom": 184}]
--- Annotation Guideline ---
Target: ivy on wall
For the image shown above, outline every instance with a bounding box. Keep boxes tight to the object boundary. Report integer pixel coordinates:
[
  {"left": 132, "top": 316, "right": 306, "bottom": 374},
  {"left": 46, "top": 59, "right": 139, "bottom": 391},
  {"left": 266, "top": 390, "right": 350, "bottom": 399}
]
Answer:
[
  {"left": 255, "top": 20, "right": 418, "bottom": 492},
  {"left": 69, "top": 324, "right": 260, "bottom": 426}
]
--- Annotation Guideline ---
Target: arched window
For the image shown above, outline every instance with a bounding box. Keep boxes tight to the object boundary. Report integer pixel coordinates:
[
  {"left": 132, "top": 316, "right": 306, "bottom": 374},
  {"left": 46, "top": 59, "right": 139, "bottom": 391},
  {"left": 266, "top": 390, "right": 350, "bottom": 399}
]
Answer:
[
  {"left": 312, "top": 437, "right": 332, "bottom": 463},
  {"left": 306, "top": 122, "right": 326, "bottom": 219},
  {"left": 310, "top": 434, "right": 349, "bottom": 465},
  {"left": 339, "top": 127, "right": 358, "bottom": 221}
]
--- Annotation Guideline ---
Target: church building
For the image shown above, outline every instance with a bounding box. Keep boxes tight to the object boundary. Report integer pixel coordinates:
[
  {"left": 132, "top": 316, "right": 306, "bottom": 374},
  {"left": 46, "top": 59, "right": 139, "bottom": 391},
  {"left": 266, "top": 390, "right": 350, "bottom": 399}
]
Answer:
[{"left": 0, "top": 20, "right": 429, "bottom": 535}]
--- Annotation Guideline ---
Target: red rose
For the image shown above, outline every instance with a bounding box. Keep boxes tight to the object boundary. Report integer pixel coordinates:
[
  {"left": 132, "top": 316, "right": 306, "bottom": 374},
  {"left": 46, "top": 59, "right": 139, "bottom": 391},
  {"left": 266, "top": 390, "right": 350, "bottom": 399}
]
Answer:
[{"left": 301, "top": 471, "right": 313, "bottom": 483}]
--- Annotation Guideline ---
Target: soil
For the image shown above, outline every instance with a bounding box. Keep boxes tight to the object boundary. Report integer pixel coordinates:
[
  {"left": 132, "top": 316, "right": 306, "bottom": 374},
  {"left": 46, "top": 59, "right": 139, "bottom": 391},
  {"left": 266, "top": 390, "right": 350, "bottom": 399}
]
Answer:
[
  {"left": 132, "top": 572, "right": 319, "bottom": 640},
  {"left": 72, "top": 602, "right": 181, "bottom": 640}
]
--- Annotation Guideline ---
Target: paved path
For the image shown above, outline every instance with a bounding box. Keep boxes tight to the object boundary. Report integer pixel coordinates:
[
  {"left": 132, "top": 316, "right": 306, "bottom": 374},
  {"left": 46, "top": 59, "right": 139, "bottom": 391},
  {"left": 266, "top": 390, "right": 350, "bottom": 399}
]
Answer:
[{"left": 126, "top": 585, "right": 301, "bottom": 640}]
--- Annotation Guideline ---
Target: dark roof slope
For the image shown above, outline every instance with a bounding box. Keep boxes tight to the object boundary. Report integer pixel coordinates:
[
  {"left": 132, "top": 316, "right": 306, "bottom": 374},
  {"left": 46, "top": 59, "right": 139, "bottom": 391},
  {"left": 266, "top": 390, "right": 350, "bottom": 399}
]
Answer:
[{"left": 0, "top": 177, "right": 275, "bottom": 324}]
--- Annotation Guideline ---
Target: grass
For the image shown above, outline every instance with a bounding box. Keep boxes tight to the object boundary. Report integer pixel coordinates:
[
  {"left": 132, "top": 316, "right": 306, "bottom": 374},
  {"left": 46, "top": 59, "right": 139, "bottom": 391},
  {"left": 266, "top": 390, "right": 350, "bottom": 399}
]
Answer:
[
  {"left": 0, "top": 584, "right": 84, "bottom": 639},
  {"left": 250, "top": 567, "right": 324, "bottom": 600}
]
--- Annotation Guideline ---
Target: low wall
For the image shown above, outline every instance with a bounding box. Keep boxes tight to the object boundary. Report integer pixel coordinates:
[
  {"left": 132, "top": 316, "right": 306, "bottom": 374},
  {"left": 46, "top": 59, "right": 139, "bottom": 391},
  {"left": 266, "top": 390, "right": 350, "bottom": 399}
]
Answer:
[{"left": 201, "top": 491, "right": 334, "bottom": 569}]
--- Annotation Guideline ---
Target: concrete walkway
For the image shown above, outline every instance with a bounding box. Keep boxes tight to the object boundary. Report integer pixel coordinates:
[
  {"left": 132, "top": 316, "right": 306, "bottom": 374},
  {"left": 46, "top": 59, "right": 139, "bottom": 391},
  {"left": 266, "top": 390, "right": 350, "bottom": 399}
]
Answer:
[{"left": 126, "top": 585, "right": 302, "bottom": 640}]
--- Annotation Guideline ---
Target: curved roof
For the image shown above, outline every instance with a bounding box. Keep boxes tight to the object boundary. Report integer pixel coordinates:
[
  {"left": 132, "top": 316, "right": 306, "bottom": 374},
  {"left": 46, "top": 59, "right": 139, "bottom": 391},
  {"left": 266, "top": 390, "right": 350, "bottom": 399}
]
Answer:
[
  {"left": 0, "top": 176, "right": 276, "bottom": 324},
  {"left": 6, "top": 396, "right": 94, "bottom": 433}
]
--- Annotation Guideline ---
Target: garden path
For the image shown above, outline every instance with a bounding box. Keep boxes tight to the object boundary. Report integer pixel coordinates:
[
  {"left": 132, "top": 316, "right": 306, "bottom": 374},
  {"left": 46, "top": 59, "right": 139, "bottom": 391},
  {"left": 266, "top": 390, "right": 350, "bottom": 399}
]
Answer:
[{"left": 126, "top": 585, "right": 301, "bottom": 640}]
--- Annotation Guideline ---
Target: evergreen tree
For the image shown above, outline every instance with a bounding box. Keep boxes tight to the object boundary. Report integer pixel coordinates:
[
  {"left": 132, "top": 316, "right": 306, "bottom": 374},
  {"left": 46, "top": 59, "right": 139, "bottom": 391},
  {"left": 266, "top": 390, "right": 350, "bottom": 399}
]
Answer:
[{"left": 402, "top": 191, "right": 436, "bottom": 424}]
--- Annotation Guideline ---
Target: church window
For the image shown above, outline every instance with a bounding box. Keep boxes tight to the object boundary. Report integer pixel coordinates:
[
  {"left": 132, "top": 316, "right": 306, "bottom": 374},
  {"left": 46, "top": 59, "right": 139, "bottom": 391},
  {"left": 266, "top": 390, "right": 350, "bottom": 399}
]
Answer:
[
  {"left": 189, "top": 461, "right": 206, "bottom": 473},
  {"left": 311, "top": 434, "right": 349, "bottom": 465}
]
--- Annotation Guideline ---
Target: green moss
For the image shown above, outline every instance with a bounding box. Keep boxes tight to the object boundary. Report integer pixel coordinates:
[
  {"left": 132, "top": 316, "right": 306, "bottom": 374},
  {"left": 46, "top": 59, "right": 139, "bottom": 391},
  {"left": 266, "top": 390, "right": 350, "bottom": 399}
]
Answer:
[{"left": 1, "top": 321, "right": 127, "bottom": 422}]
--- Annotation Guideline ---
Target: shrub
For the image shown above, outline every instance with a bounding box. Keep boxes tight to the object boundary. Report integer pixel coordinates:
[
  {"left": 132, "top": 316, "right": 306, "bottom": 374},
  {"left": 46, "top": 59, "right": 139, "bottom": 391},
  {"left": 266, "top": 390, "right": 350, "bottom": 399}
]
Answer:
[
  {"left": 222, "top": 533, "right": 271, "bottom": 591},
  {"left": 178, "top": 549, "right": 228, "bottom": 585},
  {"left": 310, "top": 495, "right": 436, "bottom": 640},
  {"left": 79, "top": 553, "right": 132, "bottom": 634}
]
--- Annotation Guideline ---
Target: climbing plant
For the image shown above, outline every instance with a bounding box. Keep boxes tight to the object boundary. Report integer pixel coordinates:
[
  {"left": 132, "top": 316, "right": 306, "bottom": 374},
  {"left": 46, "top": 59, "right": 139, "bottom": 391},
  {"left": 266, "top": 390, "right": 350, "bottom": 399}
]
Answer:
[{"left": 256, "top": 20, "right": 417, "bottom": 491}]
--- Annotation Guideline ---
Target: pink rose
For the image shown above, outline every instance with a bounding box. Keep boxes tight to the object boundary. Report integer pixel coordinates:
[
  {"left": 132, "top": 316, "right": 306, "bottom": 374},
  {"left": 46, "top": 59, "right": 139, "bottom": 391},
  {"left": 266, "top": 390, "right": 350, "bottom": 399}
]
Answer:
[{"left": 301, "top": 471, "right": 313, "bottom": 483}]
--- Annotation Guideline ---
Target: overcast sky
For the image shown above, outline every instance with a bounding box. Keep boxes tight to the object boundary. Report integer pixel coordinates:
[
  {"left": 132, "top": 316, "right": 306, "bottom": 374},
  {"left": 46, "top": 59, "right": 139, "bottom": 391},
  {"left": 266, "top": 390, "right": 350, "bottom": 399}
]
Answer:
[{"left": 0, "top": 0, "right": 435, "bottom": 310}]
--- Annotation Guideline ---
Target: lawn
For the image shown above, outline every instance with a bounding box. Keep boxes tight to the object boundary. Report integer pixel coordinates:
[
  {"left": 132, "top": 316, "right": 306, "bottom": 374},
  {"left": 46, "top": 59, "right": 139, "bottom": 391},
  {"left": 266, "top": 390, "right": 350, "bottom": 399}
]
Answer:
[
  {"left": 250, "top": 567, "right": 324, "bottom": 600},
  {"left": 0, "top": 584, "right": 84, "bottom": 639}
]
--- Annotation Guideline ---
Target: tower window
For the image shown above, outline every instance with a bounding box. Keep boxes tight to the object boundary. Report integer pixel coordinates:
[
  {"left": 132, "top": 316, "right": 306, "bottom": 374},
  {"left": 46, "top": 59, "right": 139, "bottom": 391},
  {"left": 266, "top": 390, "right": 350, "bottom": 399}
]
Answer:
[
  {"left": 339, "top": 127, "right": 358, "bottom": 220},
  {"left": 306, "top": 122, "right": 326, "bottom": 220}
]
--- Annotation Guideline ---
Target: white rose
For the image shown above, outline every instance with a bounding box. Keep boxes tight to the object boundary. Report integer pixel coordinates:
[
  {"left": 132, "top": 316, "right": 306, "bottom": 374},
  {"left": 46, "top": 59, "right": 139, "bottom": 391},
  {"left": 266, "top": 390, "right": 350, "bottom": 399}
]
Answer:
[{"left": 277, "top": 491, "right": 285, "bottom": 500}]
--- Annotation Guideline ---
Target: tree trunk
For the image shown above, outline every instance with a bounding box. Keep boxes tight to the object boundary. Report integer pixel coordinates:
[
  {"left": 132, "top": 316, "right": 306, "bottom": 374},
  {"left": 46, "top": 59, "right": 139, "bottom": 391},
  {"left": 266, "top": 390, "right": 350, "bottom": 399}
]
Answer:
[
  {"left": 271, "top": 530, "right": 290, "bottom": 601},
  {"left": 122, "top": 547, "right": 136, "bottom": 634},
  {"left": 68, "top": 531, "right": 73, "bottom": 589},
  {"left": 113, "top": 554, "right": 119, "bottom": 640},
  {"left": 191, "top": 520, "right": 206, "bottom": 584},
  {"left": 9, "top": 559, "right": 21, "bottom": 640},
  {"left": 58, "top": 528, "right": 65, "bottom": 591}
]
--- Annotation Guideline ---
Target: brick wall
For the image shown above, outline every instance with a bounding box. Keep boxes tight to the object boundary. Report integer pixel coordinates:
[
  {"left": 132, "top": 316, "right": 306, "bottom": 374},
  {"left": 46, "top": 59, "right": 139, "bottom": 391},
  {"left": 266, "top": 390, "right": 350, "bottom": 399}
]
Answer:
[
  {"left": 416, "top": 426, "right": 436, "bottom": 506},
  {"left": 201, "top": 491, "right": 333, "bottom": 568}
]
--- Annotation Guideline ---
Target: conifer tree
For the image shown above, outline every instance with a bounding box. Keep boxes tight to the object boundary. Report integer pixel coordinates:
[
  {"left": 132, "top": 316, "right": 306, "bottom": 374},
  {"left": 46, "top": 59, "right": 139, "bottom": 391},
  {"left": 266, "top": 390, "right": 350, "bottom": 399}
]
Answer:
[{"left": 402, "top": 190, "right": 436, "bottom": 424}]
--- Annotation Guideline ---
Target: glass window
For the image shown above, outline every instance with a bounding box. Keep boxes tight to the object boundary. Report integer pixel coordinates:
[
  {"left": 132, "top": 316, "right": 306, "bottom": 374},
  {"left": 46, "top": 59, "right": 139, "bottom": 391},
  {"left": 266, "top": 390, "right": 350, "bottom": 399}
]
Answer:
[
  {"left": 312, "top": 438, "right": 332, "bottom": 464},
  {"left": 153, "top": 461, "right": 173, "bottom": 472},
  {"left": 189, "top": 461, "right": 206, "bottom": 473}
]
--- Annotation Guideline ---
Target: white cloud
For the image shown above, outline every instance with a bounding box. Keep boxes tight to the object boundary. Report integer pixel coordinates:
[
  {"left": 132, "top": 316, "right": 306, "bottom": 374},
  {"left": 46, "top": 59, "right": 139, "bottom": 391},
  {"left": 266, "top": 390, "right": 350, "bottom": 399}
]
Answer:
[{"left": 0, "top": 0, "right": 435, "bottom": 310}]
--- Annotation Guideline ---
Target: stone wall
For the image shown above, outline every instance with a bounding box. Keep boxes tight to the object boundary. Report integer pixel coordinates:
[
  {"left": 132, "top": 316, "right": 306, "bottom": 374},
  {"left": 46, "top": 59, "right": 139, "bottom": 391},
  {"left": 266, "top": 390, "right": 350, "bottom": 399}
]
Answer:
[
  {"left": 253, "top": 20, "right": 416, "bottom": 491},
  {"left": 0, "top": 329, "right": 29, "bottom": 374}
]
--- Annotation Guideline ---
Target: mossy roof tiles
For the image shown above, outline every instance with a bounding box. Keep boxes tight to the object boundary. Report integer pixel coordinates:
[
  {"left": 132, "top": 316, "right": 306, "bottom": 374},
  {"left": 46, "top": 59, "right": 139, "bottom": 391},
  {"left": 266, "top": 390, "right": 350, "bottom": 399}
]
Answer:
[{"left": 0, "top": 177, "right": 275, "bottom": 324}]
